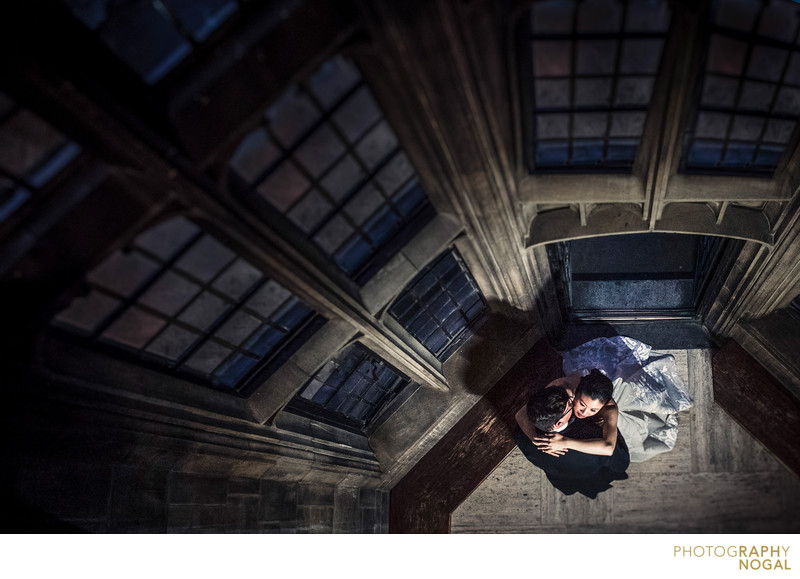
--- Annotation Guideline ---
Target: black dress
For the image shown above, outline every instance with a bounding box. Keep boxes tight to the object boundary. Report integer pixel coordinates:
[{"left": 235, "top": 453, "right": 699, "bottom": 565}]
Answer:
[{"left": 514, "top": 418, "right": 629, "bottom": 499}]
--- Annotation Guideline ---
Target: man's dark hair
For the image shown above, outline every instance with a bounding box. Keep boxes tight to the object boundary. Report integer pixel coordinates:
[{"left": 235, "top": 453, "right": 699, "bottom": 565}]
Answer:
[
  {"left": 575, "top": 369, "right": 613, "bottom": 404},
  {"left": 526, "top": 386, "right": 571, "bottom": 433}
]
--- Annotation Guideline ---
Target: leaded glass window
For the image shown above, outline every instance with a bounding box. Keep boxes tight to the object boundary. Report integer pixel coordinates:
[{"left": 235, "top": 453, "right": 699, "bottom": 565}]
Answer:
[
  {"left": 522, "top": 0, "right": 671, "bottom": 172},
  {"left": 0, "top": 92, "right": 81, "bottom": 224},
  {"left": 683, "top": 0, "right": 800, "bottom": 174},
  {"left": 228, "top": 56, "right": 434, "bottom": 284},
  {"left": 290, "top": 343, "right": 409, "bottom": 431},
  {"left": 389, "top": 249, "right": 486, "bottom": 360},
  {"left": 61, "top": 0, "right": 240, "bottom": 84},
  {"left": 52, "top": 216, "right": 320, "bottom": 394}
]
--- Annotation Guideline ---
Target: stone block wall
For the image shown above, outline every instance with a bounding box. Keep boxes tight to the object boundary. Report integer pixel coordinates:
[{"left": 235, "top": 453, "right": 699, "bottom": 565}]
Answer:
[
  {"left": 1, "top": 382, "right": 388, "bottom": 533},
  {"left": 6, "top": 456, "right": 388, "bottom": 533},
  {"left": 166, "top": 474, "right": 388, "bottom": 533}
]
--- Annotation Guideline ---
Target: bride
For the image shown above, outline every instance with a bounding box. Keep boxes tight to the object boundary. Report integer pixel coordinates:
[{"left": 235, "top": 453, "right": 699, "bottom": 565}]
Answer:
[{"left": 548, "top": 335, "right": 694, "bottom": 463}]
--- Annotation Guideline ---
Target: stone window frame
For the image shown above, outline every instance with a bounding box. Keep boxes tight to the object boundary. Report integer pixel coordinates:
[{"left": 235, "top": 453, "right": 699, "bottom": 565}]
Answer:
[
  {"left": 266, "top": 217, "right": 473, "bottom": 427},
  {"left": 373, "top": 235, "right": 490, "bottom": 376},
  {"left": 516, "top": 0, "right": 672, "bottom": 174},
  {"left": 47, "top": 211, "right": 328, "bottom": 400},
  {"left": 36, "top": 209, "right": 475, "bottom": 431},
  {"left": 11, "top": 5, "right": 506, "bottom": 470},
  {"left": 387, "top": 247, "right": 487, "bottom": 362},
  {"left": 225, "top": 54, "right": 438, "bottom": 291},
  {"left": 285, "top": 340, "right": 414, "bottom": 435},
  {"left": 510, "top": 0, "right": 679, "bottom": 228},
  {"left": 210, "top": 42, "right": 482, "bottom": 397},
  {"left": 514, "top": 1, "right": 795, "bottom": 257},
  {"left": 680, "top": 0, "right": 800, "bottom": 177},
  {"left": 66, "top": 35, "right": 497, "bottom": 438}
]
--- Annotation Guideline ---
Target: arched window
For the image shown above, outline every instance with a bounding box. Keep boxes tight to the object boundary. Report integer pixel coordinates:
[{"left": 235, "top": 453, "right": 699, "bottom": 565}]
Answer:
[{"left": 52, "top": 216, "right": 321, "bottom": 395}]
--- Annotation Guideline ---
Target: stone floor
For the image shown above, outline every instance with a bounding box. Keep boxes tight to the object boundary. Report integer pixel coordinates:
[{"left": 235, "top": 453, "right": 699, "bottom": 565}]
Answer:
[{"left": 451, "top": 348, "right": 800, "bottom": 533}]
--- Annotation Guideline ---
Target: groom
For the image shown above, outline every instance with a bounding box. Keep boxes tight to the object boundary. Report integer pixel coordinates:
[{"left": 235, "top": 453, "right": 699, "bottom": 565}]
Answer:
[{"left": 514, "top": 386, "right": 628, "bottom": 498}]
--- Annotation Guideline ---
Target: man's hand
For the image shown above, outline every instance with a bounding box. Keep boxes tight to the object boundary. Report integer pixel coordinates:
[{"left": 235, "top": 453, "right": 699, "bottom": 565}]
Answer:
[{"left": 532, "top": 433, "right": 569, "bottom": 456}]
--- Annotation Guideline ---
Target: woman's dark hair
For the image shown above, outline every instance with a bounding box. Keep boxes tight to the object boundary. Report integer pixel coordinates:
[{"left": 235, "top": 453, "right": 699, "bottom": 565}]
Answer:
[
  {"left": 526, "top": 386, "right": 571, "bottom": 433},
  {"left": 575, "top": 369, "right": 613, "bottom": 404}
]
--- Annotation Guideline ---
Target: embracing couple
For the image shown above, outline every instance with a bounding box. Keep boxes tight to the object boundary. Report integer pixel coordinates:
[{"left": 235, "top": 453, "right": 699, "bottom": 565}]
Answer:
[{"left": 514, "top": 369, "right": 630, "bottom": 499}]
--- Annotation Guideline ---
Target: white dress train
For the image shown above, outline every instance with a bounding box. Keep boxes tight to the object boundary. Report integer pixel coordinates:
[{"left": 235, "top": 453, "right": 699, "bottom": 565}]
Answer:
[{"left": 561, "top": 336, "right": 693, "bottom": 463}]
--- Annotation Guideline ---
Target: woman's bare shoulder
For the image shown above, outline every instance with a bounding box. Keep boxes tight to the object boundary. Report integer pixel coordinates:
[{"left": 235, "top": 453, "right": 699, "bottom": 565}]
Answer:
[{"left": 598, "top": 398, "right": 618, "bottom": 420}]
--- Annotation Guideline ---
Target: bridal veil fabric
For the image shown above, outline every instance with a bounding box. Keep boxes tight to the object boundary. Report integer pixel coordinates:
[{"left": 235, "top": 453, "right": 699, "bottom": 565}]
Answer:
[{"left": 561, "top": 336, "right": 693, "bottom": 463}]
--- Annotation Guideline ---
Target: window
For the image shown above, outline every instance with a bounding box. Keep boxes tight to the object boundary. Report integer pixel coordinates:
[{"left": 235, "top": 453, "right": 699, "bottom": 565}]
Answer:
[
  {"left": 52, "top": 216, "right": 320, "bottom": 395},
  {"left": 0, "top": 91, "right": 81, "bottom": 224},
  {"left": 683, "top": 0, "right": 800, "bottom": 174},
  {"left": 228, "top": 56, "right": 435, "bottom": 284},
  {"left": 290, "top": 343, "right": 410, "bottom": 432},
  {"left": 521, "top": 0, "right": 671, "bottom": 172},
  {"left": 61, "top": 0, "right": 240, "bottom": 84},
  {"left": 389, "top": 249, "right": 486, "bottom": 360}
]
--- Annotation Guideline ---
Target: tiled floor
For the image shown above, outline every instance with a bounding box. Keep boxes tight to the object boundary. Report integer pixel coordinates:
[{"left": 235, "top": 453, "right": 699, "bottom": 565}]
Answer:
[{"left": 451, "top": 348, "right": 800, "bottom": 533}]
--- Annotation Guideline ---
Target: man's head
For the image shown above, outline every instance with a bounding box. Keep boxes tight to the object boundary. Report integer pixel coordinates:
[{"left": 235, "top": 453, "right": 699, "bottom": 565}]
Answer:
[
  {"left": 573, "top": 369, "right": 613, "bottom": 419},
  {"left": 527, "top": 386, "right": 572, "bottom": 433}
]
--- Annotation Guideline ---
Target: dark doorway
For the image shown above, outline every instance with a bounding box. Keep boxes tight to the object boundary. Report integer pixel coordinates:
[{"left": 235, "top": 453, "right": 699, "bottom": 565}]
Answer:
[{"left": 548, "top": 233, "right": 728, "bottom": 320}]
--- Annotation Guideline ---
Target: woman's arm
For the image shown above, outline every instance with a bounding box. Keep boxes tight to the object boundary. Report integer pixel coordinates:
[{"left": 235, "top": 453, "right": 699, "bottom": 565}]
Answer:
[{"left": 532, "top": 402, "right": 619, "bottom": 456}]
